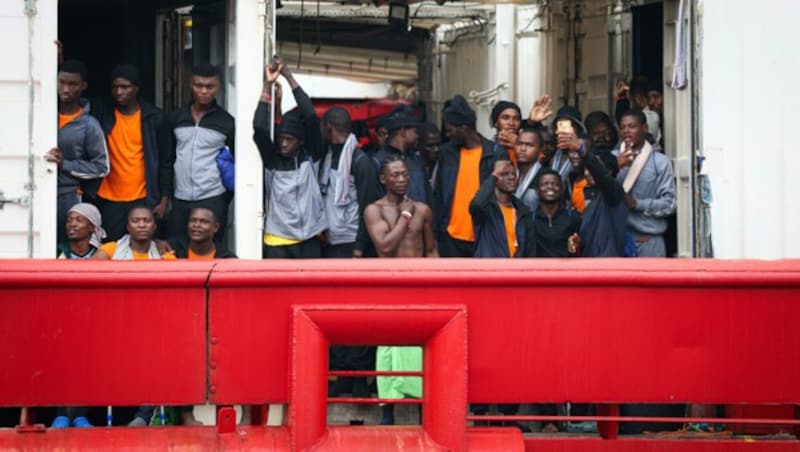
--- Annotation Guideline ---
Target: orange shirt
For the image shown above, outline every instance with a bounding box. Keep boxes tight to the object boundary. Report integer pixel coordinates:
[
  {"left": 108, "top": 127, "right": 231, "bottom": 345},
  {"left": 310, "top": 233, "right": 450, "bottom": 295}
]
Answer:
[
  {"left": 571, "top": 178, "right": 589, "bottom": 213},
  {"left": 58, "top": 108, "right": 83, "bottom": 129},
  {"left": 97, "top": 109, "right": 146, "bottom": 201},
  {"left": 499, "top": 204, "right": 518, "bottom": 257},
  {"left": 188, "top": 247, "right": 216, "bottom": 260},
  {"left": 446, "top": 146, "right": 482, "bottom": 242},
  {"left": 99, "top": 241, "right": 176, "bottom": 260}
]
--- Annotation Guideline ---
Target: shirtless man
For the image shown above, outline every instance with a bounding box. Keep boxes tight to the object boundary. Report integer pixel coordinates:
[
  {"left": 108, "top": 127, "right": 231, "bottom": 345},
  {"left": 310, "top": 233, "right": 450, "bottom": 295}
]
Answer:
[
  {"left": 364, "top": 156, "right": 438, "bottom": 258},
  {"left": 364, "top": 156, "right": 436, "bottom": 425}
]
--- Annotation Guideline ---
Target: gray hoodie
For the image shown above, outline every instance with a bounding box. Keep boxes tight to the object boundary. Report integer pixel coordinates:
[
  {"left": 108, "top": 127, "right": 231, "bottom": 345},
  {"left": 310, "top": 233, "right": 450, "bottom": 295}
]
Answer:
[
  {"left": 616, "top": 150, "right": 676, "bottom": 235},
  {"left": 56, "top": 99, "right": 109, "bottom": 195}
]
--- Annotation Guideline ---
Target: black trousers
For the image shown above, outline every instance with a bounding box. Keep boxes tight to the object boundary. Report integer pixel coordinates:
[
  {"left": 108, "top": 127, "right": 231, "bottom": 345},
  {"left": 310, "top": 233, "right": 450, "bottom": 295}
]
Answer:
[
  {"left": 322, "top": 242, "right": 355, "bottom": 258},
  {"left": 168, "top": 194, "right": 229, "bottom": 244},
  {"left": 263, "top": 237, "right": 322, "bottom": 259},
  {"left": 437, "top": 232, "right": 474, "bottom": 257}
]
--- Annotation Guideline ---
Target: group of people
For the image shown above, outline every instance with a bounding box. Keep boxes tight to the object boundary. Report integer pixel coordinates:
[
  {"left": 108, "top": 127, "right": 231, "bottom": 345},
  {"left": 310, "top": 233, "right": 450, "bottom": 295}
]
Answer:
[
  {"left": 252, "top": 57, "right": 675, "bottom": 262},
  {"left": 48, "top": 52, "right": 676, "bottom": 427},
  {"left": 50, "top": 52, "right": 676, "bottom": 262}
]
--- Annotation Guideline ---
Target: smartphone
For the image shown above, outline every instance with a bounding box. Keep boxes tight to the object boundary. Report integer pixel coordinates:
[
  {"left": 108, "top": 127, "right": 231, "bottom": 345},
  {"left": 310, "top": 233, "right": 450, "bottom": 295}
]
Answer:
[{"left": 557, "top": 119, "right": 574, "bottom": 135}]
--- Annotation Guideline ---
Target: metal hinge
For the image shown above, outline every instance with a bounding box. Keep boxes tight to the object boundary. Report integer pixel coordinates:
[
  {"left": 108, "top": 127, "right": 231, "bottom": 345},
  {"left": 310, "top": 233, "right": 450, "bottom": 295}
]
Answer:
[{"left": 0, "top": 190, "right": 30, "bottom": 209}]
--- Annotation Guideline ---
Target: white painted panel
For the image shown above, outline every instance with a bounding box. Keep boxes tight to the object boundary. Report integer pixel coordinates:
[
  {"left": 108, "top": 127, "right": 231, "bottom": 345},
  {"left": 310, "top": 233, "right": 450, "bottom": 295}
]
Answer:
[
  {"left": 430, "top": 20, "right": 492, "bottom": 136},
  {"left": 0, "top": 0, "right": 57, "bottom": 258},
  {"left": 701, "top": 0, "right": 800, "bottom": 258},
  {"left": 232, "top": 0, "right": 266, "bottom": 259},
  {"left": 280, "top": 74, "right": 391, "bottom": 112}
]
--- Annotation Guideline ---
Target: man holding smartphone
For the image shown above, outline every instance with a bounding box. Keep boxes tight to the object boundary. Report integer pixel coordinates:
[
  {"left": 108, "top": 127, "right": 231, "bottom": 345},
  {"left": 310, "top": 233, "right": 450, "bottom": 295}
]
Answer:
[
  {"left": 549, "top": 106, "right": 586, "bottom": 184},
  {"left": 615, "top": 110, "right": 676, "bottom": 257}
]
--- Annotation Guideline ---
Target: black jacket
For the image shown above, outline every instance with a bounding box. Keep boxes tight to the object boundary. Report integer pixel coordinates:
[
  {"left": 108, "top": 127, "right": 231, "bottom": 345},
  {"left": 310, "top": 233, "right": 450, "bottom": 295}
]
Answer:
[
  {"left": 168, "top": 238, "right": 237, "bottom": 258},
  {"left": 469, "top": 175, "right": 536, "bottom": 257},
  {"left": 533, "top": 205, "right": 581, "bottom": 257},
  {"left": 434, "top": 135, "right": 498, "bottom": 239},
  {"left": 91, "top": 98, "right": 172, "bottom": 207},
  {"left": 577, "top": 150, "right": 627, "bottom": 257},
  {"left": 165, "top": 100, "right": 235, "bottom": 200}
]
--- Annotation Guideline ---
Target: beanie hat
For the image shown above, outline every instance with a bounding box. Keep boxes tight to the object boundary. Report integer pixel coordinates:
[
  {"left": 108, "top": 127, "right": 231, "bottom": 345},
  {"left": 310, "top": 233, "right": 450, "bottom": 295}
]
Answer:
[
  {"left": 490, "top": 100, "right": 521, "bottom": 127},
  {"left": 110, "top": 64, "right": 141, "bottom": 87},
  {"left": 442, "top": 95, "right": 476, "bottom": 126},
  {"left": 277, "top": 109, "right": 306, "bottom": 139}
]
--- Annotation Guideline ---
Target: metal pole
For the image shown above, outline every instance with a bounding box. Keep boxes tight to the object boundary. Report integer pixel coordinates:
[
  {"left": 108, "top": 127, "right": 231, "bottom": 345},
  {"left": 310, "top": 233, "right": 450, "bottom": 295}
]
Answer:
[{"left": 24, "top": 0, "right": 37, "bottom": 258}]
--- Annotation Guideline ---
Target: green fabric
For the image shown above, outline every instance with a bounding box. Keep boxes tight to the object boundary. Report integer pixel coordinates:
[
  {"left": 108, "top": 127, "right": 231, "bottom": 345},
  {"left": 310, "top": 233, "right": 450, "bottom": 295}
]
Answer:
[{"left": 376, "top": 346, "right": 423, "bottom": 399}]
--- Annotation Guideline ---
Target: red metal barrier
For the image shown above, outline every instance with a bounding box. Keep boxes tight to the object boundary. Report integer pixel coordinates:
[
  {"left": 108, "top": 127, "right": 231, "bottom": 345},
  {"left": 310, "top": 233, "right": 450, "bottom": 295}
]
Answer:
[
  {"left": 1, "top": 258, "right": 800, "bottom": 451},
  {"left": 207, "top": 259, "right": 800, "bottom": 405},
  {"left": 0, "top": 260, "right": 211, "bottom": 407}
]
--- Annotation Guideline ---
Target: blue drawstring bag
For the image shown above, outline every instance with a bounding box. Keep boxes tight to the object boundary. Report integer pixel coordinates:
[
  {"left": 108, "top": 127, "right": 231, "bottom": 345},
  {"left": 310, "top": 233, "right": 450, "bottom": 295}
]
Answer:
[{"left": 216, "top": 146, "right": 235, "bottom": 191}]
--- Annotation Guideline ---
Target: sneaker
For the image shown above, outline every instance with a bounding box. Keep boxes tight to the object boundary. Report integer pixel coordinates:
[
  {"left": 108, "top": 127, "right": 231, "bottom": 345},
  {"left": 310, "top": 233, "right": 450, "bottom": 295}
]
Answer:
[
  {"left": 51, "top": 416, "right": 70, "bottom": 428},
  {"left": 72, "top": 416, "right": 93, "bottom": 428}
]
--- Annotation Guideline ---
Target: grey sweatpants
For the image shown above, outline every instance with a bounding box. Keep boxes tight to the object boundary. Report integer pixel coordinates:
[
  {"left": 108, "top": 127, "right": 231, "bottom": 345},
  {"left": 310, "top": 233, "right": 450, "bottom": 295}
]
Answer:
[{"left": 630, "top": 231, "right": 666, "bottom": 257}]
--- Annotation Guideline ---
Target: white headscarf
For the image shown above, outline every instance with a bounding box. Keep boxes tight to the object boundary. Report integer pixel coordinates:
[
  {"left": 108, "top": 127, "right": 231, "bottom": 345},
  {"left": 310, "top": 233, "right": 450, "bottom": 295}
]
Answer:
[{"left": 67, "top": 203, "right": 107, "bottom": 248}]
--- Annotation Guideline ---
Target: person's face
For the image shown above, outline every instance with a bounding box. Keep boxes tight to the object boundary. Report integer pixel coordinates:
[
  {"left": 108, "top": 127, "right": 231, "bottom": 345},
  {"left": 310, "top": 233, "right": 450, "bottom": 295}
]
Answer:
[
  {"left": 58, "top": 72, "right": 86, "bottom": 105},
  {"left": 380, "top": 161, "right": 409, "bottom": 197},
  {"left": 191, "top": 75, "right": 220, "bottom": 107},
  {"left": 633, "top": 93, "right": 648, "bottom": 109},
  {"left": 127, "top": 208, "right": 156, "bottom": 241},
  {"left": 278, "top": 134, "right": 302, "bottom": 158},
  {"left": 648, "top": 90, "right": 663, "bottom": 112},
  {"left": 494, "top": 108, "right": 521, "bottom": 133},
  {"left": 515, "top": 131, "right": 540, "bottom": 164},
  {"left": 589, "top": 123, "right": 612, "bottom": 149},
  {"left": 376, "top": 127, "right": 388, "bottom": 147},
  {"left": 539, "top": 129, "right": 556, "bottom": 161},
  {"left": 444, "top": 122, "right": 466, "bottom": 146},
  {"left": 567, "top": 149, "right": 585, "bottom": 172},
  {"left": 493, "top": 160, "right": 518, "bottom": 193},
  {"left": 401, "top": 126, "right": 419, "bottom": 149},
  {"left": 535, "top": 173, "right": 562, "bottom": 202},
  {"left": 65, "top": 211, "right": 93, "bottom": 242},
  {"left": 619, "top": 115, "right": 647, "bottom": 148},
  {"left": 419, "top": 132, "right": 441, "bottom": 163},
  {"left": 188, "top": 209, "right": 219, "bottom": 243},
  {"left": 111, "top": 77, "right": 138, "bottom": 108},
  {"left": 321, "top": 121, "right": 332, "bottom": 142}
]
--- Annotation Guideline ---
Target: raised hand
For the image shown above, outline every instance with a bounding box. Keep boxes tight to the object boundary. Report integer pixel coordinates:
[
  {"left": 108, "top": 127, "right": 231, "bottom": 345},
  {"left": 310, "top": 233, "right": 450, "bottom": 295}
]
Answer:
[
  {"left": 617, "top": 142, "right": 634, "bottom": 169},
  {"left": 497, "top": 129, "right": 518, "bottom": 149},
  {"left": 529, "top": 94, "right": 554, "bottom": 123},
  {"left": 265, "top": 59, "right": 283, "bottom": 84},
  {"left": 556, "top": 132, "right": 582, "bottom": 152}
]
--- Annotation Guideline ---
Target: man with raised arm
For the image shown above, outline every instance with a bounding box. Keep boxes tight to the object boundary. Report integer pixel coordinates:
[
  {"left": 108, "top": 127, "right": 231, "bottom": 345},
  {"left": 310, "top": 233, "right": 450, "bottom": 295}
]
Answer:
[{"left": 253, "top": 57, "right": 327, "bottom": 258}]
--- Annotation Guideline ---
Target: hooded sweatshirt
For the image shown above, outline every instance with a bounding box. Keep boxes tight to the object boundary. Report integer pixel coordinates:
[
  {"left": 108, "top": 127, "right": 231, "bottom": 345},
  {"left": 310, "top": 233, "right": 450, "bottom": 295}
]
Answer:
[
  {"left": 615, "top": 148, "right": 676, "bottom": 236},
  {"left": 56, "top": 99, "right": 110, "bottom": 195},
  {"left": 253, "top": 87, "right": 328, "bottom": 242}
]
